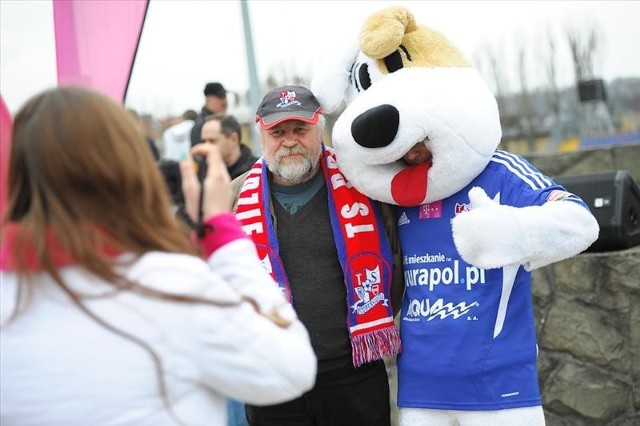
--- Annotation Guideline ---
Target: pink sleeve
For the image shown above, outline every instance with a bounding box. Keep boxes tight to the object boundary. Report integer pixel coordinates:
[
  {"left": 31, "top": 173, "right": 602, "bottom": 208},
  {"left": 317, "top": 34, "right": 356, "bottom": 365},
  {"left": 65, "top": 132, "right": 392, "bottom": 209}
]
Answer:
[{"left": 200, "top": 213, "right": 248, "bottom": 257}]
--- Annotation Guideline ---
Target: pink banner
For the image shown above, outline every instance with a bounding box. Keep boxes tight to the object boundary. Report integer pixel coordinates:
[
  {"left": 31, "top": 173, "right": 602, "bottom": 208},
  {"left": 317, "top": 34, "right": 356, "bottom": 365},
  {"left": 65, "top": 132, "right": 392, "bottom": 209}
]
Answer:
[
  {"left": 53, "top": 0, "right": 148, "bottom": 103},
  {"left": 0, "top": 95, "right": 12, "bottom": 220}
]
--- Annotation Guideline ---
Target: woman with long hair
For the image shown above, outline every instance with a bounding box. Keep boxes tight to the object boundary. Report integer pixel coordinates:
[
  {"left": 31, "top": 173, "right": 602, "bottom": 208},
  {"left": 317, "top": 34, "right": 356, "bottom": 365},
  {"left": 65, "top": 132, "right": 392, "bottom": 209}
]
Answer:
[{"left": 0, "top": 86, "right": 316, "bottom": 425}]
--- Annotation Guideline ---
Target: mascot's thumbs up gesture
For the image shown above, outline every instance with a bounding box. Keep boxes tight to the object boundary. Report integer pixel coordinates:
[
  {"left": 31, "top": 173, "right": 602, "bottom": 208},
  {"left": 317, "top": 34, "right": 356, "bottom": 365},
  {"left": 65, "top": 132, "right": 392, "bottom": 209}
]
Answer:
[{"left": 312, "top": 6, "right": 598, "bottom": 426}]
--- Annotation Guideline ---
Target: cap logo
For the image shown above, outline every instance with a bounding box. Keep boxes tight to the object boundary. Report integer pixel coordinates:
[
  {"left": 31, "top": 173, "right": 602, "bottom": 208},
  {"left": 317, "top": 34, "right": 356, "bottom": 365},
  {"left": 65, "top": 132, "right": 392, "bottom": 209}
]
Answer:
[{"left": 277, "top": 91, "right": 301, "bottom": 109}]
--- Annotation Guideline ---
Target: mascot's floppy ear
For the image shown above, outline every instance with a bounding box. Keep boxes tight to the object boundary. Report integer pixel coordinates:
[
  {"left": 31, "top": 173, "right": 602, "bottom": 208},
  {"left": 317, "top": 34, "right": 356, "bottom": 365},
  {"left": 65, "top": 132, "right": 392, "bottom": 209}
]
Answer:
[
  {"left": 311, "top": 40, "right": 359, "bottom": 115},
  {"left": 359, "top": 7, "right": 418, "bottom": 58}
]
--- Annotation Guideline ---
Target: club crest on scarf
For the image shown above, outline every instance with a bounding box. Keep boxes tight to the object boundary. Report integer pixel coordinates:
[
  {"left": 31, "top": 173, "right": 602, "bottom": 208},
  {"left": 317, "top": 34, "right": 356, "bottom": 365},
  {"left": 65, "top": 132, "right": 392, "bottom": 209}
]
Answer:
[
  {"left": 346, "top": 252, "right": 392, "bottom": 332},
  {"left": 351, "top": 263, "right": 389, "bottom": 314}
]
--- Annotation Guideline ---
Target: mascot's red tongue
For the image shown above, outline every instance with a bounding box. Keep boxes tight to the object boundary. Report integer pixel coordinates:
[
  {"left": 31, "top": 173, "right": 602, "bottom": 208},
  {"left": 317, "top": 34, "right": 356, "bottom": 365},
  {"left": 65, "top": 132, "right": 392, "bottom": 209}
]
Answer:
[{"left": 391, "top": 162, "right": 430, "bottom": 206}]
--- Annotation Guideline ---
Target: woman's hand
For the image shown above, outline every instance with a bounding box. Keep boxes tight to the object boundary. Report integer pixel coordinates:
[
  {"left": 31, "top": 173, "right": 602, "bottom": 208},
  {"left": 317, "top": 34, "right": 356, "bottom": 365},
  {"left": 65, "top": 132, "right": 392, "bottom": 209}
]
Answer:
[{"left": 179, "top": 144, "right": 232, "bottom": 221}]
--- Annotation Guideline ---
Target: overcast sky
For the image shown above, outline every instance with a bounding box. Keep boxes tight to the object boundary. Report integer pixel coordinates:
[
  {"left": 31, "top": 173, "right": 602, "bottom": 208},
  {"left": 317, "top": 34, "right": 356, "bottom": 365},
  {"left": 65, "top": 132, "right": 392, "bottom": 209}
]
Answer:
[{"left": 2, "top": 0, "right": 639, "bottom": 118}]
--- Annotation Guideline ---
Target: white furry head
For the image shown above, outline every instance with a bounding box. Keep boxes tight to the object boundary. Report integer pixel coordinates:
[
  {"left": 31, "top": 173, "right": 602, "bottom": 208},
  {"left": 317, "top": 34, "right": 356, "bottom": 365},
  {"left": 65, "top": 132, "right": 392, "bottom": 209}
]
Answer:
[{"left": 311, "top": 6, "right": 502, "bottom": 206}]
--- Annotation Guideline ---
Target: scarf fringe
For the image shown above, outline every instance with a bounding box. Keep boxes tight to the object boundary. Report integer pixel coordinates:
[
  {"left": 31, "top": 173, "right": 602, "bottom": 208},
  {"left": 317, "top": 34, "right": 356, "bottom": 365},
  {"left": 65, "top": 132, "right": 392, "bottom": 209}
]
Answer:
[{"left": 351, "top": 325, "right": 402, "bottom": 367}]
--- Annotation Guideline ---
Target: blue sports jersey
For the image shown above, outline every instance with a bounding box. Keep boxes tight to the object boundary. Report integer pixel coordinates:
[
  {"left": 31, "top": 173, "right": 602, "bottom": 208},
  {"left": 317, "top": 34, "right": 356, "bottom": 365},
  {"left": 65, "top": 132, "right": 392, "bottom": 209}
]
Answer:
[{"left": 396, "top": 151, "right": 588, "bottom": 410}]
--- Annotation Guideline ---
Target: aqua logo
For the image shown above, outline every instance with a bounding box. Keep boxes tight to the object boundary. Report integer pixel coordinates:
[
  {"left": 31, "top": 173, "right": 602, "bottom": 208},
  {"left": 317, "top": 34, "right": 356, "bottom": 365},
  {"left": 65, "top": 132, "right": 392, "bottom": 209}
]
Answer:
[{"left": 403, "top": 298, "right": 479, "bottom": 322}]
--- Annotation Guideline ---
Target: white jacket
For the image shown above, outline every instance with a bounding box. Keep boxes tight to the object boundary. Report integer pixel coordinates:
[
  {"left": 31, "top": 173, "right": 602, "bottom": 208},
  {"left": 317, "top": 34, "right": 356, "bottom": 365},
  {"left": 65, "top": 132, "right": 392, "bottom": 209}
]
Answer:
[
  {"left": 0, "top": 239, "right": 317, "bottom": 426},
  {"left": 162, "top": 120, "right": 195, "bottom": 161}
]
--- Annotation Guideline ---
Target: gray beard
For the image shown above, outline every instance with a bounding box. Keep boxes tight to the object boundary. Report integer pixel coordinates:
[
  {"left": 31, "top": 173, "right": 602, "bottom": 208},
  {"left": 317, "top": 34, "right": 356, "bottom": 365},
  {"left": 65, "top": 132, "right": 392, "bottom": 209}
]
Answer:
[{"left": 268, "top": 146, "right": 320, "bottom": 185}]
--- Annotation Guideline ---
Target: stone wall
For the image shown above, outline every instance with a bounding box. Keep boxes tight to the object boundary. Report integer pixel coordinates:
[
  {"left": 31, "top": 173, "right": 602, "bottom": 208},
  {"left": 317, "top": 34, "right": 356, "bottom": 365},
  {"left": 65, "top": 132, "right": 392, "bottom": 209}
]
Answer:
[
  {"left": 530, "top": 143, "right": 640, "bottom": 425},
  {"left": 534, "top": 246, "right": 640, "bottom": 425},
  {"left": 386, "top": 144, "right": 640, "bottom": 425}
]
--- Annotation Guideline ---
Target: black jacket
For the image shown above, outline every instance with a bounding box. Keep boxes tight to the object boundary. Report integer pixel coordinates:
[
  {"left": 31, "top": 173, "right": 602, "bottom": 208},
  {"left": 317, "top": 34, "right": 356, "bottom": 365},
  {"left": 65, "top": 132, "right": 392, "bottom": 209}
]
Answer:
[
  {"left": 189, "top": 106, "right": 213, "bottom": 147},
  {"left": 228, "top": 144, "right": 259, "bottom": 179}
]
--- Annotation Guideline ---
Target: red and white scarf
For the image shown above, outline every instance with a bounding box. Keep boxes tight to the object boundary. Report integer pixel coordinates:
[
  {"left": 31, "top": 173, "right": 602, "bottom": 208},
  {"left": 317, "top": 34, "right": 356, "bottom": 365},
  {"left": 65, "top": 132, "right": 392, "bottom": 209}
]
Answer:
[{"left": 235, "top": 145, "right": 401, "bottom": 366}]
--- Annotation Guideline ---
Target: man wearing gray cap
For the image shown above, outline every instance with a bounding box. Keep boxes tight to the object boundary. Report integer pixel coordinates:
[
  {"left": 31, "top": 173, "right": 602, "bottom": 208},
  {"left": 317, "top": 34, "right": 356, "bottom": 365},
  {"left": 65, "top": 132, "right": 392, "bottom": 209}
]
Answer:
[{"left": 230, "top": 85, "right": 404, "bottom": 426}]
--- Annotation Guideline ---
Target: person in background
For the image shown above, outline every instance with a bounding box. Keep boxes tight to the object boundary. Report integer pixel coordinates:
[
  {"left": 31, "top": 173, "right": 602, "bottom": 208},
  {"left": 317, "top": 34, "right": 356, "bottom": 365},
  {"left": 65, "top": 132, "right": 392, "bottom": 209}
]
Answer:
[
  {"left": 162, "top": 109, "right": 197, "bottom": 161},
  {"left": 201, "top": 113, "right": 258, "bottom": 180},
  {"left": 231, "top": 85, "right": 404, "bottom": 426},
  {"left": 0, "top": 86, "right": 317, "bottom": 426},
  {"left": 190, "top": 81, "right": 228, "bottom": 147}
]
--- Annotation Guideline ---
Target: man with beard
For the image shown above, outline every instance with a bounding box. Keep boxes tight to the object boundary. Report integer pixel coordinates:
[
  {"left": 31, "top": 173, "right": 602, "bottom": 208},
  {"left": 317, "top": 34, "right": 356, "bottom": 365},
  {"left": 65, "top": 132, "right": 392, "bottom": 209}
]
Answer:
[{"left": 230, "top": 85, "right": 404, "bottom": 426}]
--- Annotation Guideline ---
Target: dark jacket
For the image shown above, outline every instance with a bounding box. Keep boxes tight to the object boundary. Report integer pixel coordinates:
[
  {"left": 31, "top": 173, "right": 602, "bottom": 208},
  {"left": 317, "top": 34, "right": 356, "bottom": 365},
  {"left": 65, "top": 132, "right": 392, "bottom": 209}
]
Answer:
[
  {"left": 228, "top": 144, "right": 259, "bottom": 180},
  {"left": 189, "top": 106, "right": 212, "bottom": 147}
]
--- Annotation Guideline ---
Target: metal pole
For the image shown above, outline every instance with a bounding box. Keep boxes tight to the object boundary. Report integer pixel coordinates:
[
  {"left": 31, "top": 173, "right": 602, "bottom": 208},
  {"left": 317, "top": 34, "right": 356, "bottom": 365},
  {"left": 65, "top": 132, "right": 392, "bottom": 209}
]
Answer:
[{"left": 240, "top": 0, "right": 262, "bottom": 155}]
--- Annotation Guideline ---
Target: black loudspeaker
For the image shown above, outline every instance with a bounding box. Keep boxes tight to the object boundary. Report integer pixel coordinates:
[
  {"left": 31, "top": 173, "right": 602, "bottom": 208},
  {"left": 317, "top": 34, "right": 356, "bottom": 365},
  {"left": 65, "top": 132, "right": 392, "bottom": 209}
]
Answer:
[
  {"left": 578, "top": 79, "right": 607, "bottom": 103},
  {"left": 555, "top": 170, "right": 640, "bottom": 252}
]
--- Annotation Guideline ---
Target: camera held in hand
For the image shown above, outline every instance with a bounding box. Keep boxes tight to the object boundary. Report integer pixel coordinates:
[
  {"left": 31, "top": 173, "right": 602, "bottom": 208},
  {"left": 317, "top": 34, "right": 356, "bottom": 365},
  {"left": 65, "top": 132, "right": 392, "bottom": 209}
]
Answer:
[
  {"left": 194, "top": 156, "right": 208, "bottom": 185},
  {"left": 159, "top": 160, "right": 184, "bottom": 206}
]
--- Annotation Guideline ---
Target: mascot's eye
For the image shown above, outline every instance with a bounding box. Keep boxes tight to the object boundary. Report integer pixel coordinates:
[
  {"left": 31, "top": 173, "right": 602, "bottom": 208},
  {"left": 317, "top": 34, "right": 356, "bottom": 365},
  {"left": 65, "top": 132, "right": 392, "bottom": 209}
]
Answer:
[
  {"left": 349, "top": 62, "right": 371, "bottom": 92},
  {"left": 384, "top": 51, "right": 403, "bottom": 73},
  {"left": 357, "top": 63, "right": 372, "bottom": 91},
  {"left": 383, "top": 46, "right": 411, "bottom": 73}
]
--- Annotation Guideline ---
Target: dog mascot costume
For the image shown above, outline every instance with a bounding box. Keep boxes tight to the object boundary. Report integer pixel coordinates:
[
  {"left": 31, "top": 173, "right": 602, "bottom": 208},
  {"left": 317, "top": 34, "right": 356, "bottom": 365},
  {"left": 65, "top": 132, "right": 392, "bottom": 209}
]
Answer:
[{"left": 311, "top": 6, "right": 599, "bottom": 426}]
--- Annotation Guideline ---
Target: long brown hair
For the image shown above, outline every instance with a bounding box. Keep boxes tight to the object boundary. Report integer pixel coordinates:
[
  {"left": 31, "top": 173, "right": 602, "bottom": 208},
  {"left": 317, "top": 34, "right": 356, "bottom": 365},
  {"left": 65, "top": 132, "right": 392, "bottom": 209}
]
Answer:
[
  {"left": 6, "top": 86, "right": 195, "bottom": 270},
  {"left": 2, "top": 86, "right": 235, "bottom": 423}
]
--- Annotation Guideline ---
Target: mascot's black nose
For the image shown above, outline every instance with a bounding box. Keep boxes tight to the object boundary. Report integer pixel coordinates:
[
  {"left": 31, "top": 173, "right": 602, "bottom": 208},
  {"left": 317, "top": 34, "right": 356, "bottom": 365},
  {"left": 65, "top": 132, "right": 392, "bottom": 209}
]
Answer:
[{"left": 351, "top": 104, "right": 399, "bottom": 149}]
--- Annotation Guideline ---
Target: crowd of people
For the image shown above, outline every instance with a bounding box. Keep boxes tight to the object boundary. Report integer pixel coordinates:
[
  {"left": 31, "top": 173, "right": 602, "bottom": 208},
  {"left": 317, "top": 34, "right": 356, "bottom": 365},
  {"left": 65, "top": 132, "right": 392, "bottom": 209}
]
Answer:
[{"left": 134, "top": 81, "right": 254, "bottom": 169}]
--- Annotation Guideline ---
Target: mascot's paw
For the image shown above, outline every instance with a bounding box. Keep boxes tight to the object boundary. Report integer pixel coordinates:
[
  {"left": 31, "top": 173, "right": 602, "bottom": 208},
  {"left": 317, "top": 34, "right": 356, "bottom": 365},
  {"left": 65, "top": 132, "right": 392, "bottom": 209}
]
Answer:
[
  {"left": 452, "top": 187, "right": 600, "bottom": 270},
  {"left": 452, "top": 187, "right": 527, "bottom": 269}
]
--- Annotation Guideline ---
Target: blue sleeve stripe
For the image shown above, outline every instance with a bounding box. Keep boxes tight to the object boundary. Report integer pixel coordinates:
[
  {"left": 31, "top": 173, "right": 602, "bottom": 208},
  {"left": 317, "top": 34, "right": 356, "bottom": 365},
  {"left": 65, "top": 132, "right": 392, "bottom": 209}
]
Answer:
[{"left": 492, "top": 151, "right": 553, "bottom": 190}]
